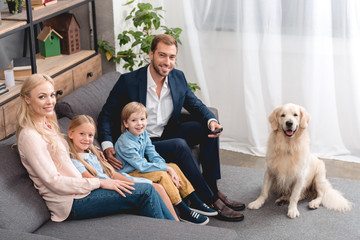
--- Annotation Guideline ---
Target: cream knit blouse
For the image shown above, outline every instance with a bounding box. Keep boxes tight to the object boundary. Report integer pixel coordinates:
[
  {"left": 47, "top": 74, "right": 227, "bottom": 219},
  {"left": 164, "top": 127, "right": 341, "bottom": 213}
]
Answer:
[{"left": 17, "top": 128, "right": 100, "bottom": 222}]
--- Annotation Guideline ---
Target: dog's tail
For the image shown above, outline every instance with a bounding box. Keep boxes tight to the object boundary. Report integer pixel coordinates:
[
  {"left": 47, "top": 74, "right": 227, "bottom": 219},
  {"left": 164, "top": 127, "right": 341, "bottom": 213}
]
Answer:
[{"left": 321, "top": 180, "right": 352, "bottom": 212}]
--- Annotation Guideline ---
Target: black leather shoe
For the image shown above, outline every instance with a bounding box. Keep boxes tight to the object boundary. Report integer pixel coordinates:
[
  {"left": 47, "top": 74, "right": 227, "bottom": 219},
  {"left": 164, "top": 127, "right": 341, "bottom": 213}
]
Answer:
[
  {"left": 210, "top": 199, "right": 244, "bottom": 222},
  {"left": 217, "top": 191, "right": 245, "bottom": 211}
]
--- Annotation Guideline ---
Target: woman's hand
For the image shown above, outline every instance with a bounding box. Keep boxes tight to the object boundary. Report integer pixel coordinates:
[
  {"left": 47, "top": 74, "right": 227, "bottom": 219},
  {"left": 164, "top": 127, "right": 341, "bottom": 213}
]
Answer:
[
  {"left": 99, "top": 179, "right": 135, "bottom": 197},
  {"left": 167, "top": 166, "right": 181, "bottom": 188}
]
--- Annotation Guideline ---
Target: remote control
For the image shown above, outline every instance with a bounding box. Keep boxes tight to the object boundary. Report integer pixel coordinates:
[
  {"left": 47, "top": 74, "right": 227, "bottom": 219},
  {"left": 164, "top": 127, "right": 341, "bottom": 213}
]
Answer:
[{"left": 211, "top": 127, "right": 223, "bottom": 134}]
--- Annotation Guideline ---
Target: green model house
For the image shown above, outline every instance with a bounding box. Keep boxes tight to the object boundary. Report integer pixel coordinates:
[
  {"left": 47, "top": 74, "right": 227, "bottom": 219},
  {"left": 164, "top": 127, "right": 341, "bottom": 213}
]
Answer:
[{"left": 37, "top": 26, "right": 63, "bottom": 58}]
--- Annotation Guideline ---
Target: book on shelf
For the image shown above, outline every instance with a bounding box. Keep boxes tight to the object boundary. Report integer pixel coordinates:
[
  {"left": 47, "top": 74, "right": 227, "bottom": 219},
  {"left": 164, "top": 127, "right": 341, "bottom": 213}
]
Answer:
[
  {"left": 13, "top": 69, "right": 32, "bottom": 77},
  {"left": 0, "top": 88, "right": 9, "bottom": 96},
  {"left": 26, "top": 0, "right": 57, "bottom": 10},
  {"left": 11, "top": 57, "right": 32, "bottom": 77},
  {"left": 31, "top": 0, "right": 58, "bottom": 6},
  {"left": 44, "top": 0, "right": 58, "bottom": 6},
  {"left": 12, "top": 57, "right": 31, "bottom": 71}
]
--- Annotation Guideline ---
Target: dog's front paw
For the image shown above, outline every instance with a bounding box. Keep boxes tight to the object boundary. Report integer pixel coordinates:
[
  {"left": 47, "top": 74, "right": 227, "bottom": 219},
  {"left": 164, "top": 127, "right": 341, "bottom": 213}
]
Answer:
[
  {"left": 309, "top": 199, "right": 321, "bottom": 209},
  {"left": 248, "top": 199, "right": 264, "bottom": 210},
  {"left": 287, "top": 207, "right": 300, "bottom": 219}
]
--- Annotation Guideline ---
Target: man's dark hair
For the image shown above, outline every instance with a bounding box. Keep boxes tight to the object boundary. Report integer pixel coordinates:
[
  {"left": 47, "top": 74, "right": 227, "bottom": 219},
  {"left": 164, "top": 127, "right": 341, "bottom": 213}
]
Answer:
[{"left": 151, "top": 34, "right": 178, "bottom": 53}]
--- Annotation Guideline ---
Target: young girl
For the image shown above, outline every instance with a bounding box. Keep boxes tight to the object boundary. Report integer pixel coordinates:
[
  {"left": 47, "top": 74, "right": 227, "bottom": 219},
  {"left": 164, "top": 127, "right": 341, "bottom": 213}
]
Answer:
[
  {"left": 67, "top": 115, "right": 179, "bottom": 221},
  {"left": 17, "top": 74, "right": 174, "bottom": 222},
  {"left": 115, "top": 102, "right": 218, "bottom": 225}
]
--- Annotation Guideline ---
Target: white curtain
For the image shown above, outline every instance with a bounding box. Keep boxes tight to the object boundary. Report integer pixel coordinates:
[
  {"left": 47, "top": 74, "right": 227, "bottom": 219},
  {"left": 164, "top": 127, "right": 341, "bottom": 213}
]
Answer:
[{"left": 164, "top": 0, "right": 360, "bottom": 163}]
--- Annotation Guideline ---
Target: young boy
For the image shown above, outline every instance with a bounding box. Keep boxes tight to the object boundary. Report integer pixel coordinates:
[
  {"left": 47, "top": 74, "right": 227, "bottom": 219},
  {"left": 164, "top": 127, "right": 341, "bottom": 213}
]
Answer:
[{"left": 115, "top": 102, "right": 218, "bottom": 225}]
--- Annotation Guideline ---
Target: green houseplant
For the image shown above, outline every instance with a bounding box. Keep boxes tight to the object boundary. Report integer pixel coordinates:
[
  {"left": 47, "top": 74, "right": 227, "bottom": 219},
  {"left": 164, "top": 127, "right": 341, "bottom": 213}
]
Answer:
[
  {"left": 6, "top": 0, "right": 23, "bottom": 14},
  {"left": 98, "top": 1, "right": 200, "bottom": 92}
]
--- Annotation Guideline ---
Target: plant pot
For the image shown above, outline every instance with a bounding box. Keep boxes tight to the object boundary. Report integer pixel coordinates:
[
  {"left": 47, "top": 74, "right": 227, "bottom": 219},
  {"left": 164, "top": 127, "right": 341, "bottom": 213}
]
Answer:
[{"left": 7, "top": 1, "right": 23, "bottom": 14}]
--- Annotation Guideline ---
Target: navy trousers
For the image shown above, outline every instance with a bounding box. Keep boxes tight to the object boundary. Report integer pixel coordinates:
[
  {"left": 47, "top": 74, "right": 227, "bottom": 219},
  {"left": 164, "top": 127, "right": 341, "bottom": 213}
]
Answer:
[{"left": 152, "top": 121, "right": 221, "bottom": 204}]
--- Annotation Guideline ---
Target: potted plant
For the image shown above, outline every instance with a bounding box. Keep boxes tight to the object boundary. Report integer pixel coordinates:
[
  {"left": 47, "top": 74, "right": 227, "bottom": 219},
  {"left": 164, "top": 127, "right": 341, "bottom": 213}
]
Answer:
[
  {"left": 6, "top": 0, "right": 24, "bottom": 14},
  {"left": 98, "top": 1, "right": 200, "bottom": 92}
]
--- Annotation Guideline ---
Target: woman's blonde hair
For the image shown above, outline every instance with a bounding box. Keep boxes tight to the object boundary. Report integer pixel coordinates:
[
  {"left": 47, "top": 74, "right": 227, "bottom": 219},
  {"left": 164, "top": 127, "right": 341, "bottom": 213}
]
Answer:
[
  {"left": 120, "top": 102, "right": 148, "bottom": 133},
  {"left": 67, "top": 115, "right": 115, "bottom": 178},
  {"left": 16, "top": 73, "right": 61, "bottom": 147}
]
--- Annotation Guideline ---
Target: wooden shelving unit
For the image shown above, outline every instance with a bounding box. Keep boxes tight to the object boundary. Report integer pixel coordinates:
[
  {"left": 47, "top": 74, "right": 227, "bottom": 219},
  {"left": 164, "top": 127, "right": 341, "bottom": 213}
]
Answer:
[
  {"left": 1, "top": 0, "right": 97, "bottom": 74},
  {"left": 0, "top": 0, "right": 100, "bottom": 140},
  {"left": 0, "top": 81, "right": 22, "bottom": 106},
  {"left": 9, "top": 50, "right": 96, "bottom": 81},
  {"left": 2, "top": 0, "right": 91, "bottom": 23},
  {"left": 0, "top": 20, "right": 27, "bottom": 36}
]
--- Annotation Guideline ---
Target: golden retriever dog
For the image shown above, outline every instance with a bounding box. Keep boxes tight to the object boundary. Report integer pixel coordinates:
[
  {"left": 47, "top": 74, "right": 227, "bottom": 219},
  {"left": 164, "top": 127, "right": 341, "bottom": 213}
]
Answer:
[{"left": 248, "top": 103, "right": 352, "bottom": 218}]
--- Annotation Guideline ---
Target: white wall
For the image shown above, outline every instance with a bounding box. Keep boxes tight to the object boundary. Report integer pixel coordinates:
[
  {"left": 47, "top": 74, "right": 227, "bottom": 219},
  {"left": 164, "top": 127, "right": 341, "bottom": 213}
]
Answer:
[{"left": 111, "top": 0, "right": 164, "bottom": 73}]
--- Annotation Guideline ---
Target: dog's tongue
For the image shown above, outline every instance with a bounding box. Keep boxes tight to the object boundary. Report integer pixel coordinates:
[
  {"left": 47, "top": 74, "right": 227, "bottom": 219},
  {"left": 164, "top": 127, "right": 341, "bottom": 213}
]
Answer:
[{"left": 286, "top": 130, "right": 293, "bottom": 136}]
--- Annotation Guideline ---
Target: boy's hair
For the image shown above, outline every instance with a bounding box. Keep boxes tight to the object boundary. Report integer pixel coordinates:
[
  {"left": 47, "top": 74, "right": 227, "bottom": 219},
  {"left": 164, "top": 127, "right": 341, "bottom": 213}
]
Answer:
[
  {"left": 151, "top": 34, "right": 178, "bottom": 53},
  {"left": 121, "top": 102, "right": 148, "bottom": 133},
  {"left": 67, "top": 115, "right": 115, "bottom": 178}
]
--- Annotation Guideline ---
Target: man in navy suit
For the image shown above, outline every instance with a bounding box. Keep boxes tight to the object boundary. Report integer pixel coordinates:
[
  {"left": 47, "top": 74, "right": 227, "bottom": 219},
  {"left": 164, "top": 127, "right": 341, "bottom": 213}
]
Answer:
[{"left": 98, "top": 34, "right": 244, "bottom": 221}]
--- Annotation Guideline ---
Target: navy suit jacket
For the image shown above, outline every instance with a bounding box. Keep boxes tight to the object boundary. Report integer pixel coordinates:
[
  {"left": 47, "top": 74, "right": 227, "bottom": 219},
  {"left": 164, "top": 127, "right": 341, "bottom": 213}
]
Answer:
[{"left": 98, "top": 66, "right": 216, "bottom": 144}]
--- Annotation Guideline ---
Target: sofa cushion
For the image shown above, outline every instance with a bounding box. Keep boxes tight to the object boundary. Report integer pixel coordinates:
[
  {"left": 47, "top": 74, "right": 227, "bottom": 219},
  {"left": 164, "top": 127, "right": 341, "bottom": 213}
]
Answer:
[
  {"left": 58, "top": 117, "right": 72, "bottom": 135},
  {"left": 35, "top": 214, "right": 238, "bottom": 240},
  {"left": 0, "top": 145, "right": 50, "bottom": 233},
  {"left": 55, "top": 72, "right": 121, "bottom": 124},
  {"left": 0, "top": 229, "right": 59, "bottom": 240}
]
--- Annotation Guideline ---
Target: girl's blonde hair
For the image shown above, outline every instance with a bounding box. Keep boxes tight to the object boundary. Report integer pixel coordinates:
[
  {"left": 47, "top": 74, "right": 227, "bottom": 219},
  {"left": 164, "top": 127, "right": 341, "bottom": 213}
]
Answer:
[
  {"left": 121, "top": 102, "right": 148, "bottom": 133},
  {"left": 16, "top": 73, "right": 61, "bottom": 147},
  {"left": 67, "top": 115, "right": 115, "bottom": 178}
]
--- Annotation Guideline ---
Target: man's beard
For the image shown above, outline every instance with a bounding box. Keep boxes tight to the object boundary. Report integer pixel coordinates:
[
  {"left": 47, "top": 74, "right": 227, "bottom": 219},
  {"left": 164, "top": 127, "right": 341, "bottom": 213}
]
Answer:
[{"left": 151, "top": 61, "right": 172, "bottom": 77}]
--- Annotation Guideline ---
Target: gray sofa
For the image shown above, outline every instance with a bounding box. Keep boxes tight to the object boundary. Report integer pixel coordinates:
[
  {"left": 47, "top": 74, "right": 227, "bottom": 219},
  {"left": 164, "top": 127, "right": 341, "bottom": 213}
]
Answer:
[{"left": 0, "top": 72, "right": 237, "bottom": 240}]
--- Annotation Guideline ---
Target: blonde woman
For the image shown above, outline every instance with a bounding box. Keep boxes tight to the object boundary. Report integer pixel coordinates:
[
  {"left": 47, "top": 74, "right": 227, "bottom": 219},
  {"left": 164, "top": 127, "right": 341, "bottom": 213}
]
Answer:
[{"left": 16, "top": 74, "right": 175, "bottom": 222}]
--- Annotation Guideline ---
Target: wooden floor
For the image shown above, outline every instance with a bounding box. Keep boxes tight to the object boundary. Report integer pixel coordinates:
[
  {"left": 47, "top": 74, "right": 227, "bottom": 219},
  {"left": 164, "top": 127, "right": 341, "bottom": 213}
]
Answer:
[{"left": 220, "top": 149, "right": 360, "bottom": 181}]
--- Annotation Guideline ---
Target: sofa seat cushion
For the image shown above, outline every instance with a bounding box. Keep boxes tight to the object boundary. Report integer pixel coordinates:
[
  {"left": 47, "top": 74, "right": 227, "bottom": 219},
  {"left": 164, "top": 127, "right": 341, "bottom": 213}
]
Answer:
[
  {"left": 55, "top": 72, "right": 121, "bottom": 124},
  {"left": 35, "top": 214, "right": 238, "bottom": 240},
  {"left": 0, "top": 134, "right": 16, "bottom": 146},
  {"left": 0, "top": 229, "right": 59, "bottom": 240},
  {"left": 0, "top": 145, "right": 50, "bottom": 233}
]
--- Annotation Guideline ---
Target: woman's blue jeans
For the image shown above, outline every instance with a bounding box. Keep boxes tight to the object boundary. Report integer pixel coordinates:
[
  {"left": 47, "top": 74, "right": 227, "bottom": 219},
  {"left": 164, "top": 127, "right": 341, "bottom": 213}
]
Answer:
[{"left": 68, "top": 183, "right": 175, "bottom": 220}]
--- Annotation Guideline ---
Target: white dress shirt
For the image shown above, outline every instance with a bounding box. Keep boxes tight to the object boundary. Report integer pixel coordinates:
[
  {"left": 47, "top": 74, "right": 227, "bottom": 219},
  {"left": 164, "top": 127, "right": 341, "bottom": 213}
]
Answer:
[
  {"left": 145, "top": 66, "right": 173, "bottom": 138},
  {"left": 101, "top": 66, "right": 174, "bottom": 150}
]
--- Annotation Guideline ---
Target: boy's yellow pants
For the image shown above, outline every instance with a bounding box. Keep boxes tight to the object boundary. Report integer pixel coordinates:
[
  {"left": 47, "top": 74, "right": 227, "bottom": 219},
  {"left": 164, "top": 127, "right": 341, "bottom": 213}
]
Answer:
[{"left": 128, "top": 163, "right": 194, "bottom": 204}]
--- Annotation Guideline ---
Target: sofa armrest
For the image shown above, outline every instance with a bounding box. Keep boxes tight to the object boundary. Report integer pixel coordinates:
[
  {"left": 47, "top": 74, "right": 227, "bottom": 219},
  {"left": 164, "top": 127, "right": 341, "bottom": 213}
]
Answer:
[
  {"left": 0, "top": 145, "right": 50, "bottom": 233},
  {"left": 209, "top": 107, "right": 219, "bottom": 120},
  {"left": 180, "top": 107, "right": 219, "bottom": 162},
  {"left": 180, "top": 107, "right": 219, "bottom": 123},
  {"left": 55, "top": 72, "right": 121, "bottom": 124}
]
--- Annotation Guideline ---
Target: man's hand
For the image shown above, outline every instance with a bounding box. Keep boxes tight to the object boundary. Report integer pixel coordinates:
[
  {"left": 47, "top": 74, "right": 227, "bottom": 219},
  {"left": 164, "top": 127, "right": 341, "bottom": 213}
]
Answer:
[
  {"left": 208, "top": 120, "right": 223, "bottom": 138},
  {"left": 95, "top": 146, "right": 107, "bottom": 162},
  {"left": 104, "top": 147, "right": 123, "bottom": 170}
]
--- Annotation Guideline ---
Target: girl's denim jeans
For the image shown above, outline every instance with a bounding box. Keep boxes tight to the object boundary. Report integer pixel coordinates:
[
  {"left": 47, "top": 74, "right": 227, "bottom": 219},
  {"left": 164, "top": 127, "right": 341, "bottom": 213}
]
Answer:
[{"left": 68, "top": 183, "right": 175, "bottom": 220}]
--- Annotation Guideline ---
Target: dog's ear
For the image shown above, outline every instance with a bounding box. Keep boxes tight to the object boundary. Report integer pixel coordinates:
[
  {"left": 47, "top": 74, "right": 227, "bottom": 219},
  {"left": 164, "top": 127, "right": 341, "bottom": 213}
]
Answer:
[
  {"left": 268, "top": 107, "right": 280, "bottom": 131},
  {"left": 299, "top": 106, "right": 311, "bottom": 129}
]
